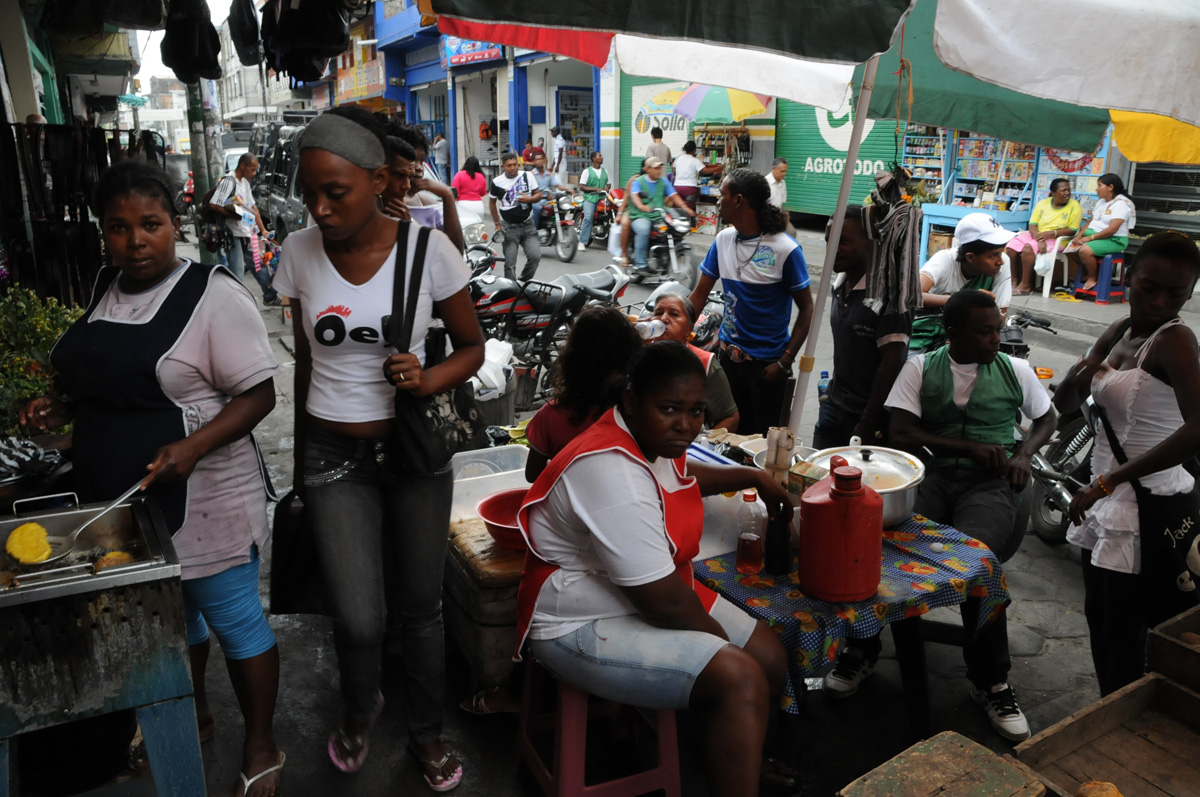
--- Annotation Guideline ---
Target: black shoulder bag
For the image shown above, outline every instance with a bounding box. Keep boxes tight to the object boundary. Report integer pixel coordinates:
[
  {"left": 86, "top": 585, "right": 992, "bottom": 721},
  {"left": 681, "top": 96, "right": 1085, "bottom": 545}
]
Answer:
[
  {"left": 387, "top": 222, "right": 486, "bottom": 476},
  {"left": 1094, "top": 407, "right": 1200, "bottom": 623}
]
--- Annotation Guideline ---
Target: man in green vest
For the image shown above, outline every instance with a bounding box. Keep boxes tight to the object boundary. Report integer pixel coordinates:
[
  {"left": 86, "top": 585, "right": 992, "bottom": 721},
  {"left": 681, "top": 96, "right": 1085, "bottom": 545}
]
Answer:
[
  {"left": 910, "top": 213, "right": 1016, "bottom": 352},
  {"left": 576, "top": 151, "right": 610, "bottom": 250},
  {"left": 824, "top": 290, "right": 1055, "bottom": 742},
  {"left": 628, "top": 156, "right": 695, "bottom": 274}
]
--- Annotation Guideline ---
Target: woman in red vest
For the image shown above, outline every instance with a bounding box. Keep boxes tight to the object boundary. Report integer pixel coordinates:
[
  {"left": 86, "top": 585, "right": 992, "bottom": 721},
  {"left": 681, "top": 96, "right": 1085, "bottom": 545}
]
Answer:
[{"left": 515, "top": 342, "right": 792, "bottom": 796}]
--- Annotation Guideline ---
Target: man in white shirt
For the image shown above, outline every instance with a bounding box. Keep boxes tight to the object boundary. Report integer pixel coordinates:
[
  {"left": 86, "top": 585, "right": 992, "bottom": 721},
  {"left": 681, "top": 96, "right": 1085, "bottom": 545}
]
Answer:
[
  {"left": 431, "top": 132, "right": 449, "bottom": 182},
  {"left": 766, "top": 158, "right": 788, "bottom": 208},
  {"left": 825, "top": 289, "right": 1055, "bottom": 743},
  {"left": 211, "top": 154, "right": 279, "bottom": 305},
  {"left": 910, "top": 213, "right": 1014, "bottom": 352},
  {"left": 550, "top": 126, "right": 568, "bottom": 184},
  {"left": 489, "top": 151, "right": 544, "bottom": 281}
]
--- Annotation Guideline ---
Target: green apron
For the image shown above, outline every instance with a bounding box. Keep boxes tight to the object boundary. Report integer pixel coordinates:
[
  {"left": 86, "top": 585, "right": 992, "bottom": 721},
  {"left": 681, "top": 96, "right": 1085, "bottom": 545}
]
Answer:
[
  {"left": 628, "top": 176, "right": 667, "bottom": 220},
  {"left": 919, "top": 346, "right": 1023, "bottom": 472}
]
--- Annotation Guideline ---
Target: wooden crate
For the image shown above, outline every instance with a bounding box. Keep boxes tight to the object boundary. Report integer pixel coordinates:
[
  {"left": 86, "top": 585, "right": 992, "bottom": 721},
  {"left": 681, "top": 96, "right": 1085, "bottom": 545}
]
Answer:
[
  {"left": 1015, "top": 673, "right": 1200, "bottom": 797},
  {"left": 1147, "top": 603, "right": 1200, "bottom": 693},
  {"left": 839, "top": 731, "right": 1044, "bottom": 796}
]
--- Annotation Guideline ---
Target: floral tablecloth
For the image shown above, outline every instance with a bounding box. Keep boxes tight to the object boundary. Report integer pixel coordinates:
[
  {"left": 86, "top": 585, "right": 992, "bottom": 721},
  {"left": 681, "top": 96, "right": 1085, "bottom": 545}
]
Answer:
[{"left": 693, "top": 515, "right": 1011, "bottom": 714}]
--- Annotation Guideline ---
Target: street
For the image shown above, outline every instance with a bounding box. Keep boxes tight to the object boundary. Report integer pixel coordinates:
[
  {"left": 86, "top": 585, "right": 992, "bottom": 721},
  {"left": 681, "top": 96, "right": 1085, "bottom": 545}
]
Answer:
[{"left": 93, "top": 221, "right": 1147, "bottom": 797}]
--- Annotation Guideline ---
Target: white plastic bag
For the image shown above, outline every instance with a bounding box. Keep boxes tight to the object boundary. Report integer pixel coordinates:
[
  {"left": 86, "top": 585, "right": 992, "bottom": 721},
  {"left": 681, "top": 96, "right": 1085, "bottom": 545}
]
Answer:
[{"left": 607, "top": 223, "right": 623, "bottom": 258}]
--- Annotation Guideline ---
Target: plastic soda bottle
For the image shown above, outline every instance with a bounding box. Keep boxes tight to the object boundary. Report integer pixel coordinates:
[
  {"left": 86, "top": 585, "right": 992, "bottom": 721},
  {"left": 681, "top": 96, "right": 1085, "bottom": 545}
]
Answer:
[
  {"left": 735, "top": 489, "right": 765, "bottom": 575},
  {"left": 817, "top": 370, "right": 831, "bottom": 403},
  {"left": 635, "top": 319, "right": 667, "bottom": 340}
]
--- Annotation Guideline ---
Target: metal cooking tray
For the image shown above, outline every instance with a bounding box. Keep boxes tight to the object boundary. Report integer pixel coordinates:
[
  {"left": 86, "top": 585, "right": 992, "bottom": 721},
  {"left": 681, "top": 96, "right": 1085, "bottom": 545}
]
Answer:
[{"left": 0, "top": 493, "right": 180, "bottom": 606}]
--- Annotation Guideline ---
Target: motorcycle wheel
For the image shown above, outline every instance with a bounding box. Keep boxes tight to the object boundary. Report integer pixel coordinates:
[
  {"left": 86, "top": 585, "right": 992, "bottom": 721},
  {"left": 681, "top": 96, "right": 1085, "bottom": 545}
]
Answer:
[
  {"left": 556, "top": 227, "right": 579, "bottom": 263},
  {"left": 590, "top": 220, "right": 610, "bottom": 248},
  {"left": 1030, "top": 416, "right": 1092, "bottom": 545}
]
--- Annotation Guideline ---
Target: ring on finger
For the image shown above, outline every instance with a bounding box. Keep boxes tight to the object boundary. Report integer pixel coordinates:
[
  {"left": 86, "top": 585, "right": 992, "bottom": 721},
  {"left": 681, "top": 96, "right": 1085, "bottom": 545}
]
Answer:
[{"left": 397, "top": 371, "right": 406, "bottom": 383}]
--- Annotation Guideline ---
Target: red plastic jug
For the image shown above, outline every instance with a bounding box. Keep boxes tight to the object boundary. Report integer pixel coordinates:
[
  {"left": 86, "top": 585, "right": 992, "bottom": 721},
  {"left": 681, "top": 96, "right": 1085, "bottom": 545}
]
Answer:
[{"left": 798, "top": 460, "right": 884, "bottom": 603}]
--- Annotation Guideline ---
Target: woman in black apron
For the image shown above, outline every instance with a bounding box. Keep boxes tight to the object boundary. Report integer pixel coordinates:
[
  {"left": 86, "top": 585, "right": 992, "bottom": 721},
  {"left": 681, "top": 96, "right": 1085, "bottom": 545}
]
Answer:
[{"left": 23, "top": 161, "right": 283, "bottom": 796}]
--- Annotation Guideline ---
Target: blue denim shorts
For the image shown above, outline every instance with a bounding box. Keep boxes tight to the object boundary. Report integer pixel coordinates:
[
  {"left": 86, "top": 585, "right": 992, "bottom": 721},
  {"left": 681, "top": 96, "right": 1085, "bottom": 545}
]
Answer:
[
  {"left": 181, "top": 545, "right": 276, "bottom": 659},
  {"left": 527, "top": 596, "right": 758, "bottom": 710}
]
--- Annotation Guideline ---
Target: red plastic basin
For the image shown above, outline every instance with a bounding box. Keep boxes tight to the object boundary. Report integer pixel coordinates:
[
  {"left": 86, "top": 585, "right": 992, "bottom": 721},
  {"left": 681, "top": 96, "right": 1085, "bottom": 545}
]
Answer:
[{"left": 475, "top": 488, "right": 530, "bottom": 550}]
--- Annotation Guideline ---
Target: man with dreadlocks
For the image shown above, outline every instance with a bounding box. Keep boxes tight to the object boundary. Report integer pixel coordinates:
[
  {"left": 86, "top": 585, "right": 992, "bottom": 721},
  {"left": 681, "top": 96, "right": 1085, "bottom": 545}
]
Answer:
[{"left": 689, "top": 169, "right": 814, "bottom": 435}]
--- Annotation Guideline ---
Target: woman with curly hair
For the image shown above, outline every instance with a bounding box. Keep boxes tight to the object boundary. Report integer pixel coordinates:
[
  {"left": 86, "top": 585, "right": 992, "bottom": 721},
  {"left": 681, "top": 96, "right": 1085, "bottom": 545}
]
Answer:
[
  {"left": 524, "top": 306, "right": 644, "bottom": 482},
  {"left": 688, "top": 168, "right": 814, "bottom": 435}
]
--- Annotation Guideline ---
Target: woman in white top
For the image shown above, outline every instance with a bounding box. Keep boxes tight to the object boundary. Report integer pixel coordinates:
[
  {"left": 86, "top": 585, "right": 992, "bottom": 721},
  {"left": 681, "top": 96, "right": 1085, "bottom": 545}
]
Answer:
[
  {"left": 672, "top": 140, "right": 723, "bottom": 213},
  {"left": 272, "top": 107, "right": 483, "bottom": 791},
  {"left": 1067, "top": 173, "right": 1136, "bottom": 291},
  {"left": 1056, "top": 232, "right": 1200, "bottom": 696}
]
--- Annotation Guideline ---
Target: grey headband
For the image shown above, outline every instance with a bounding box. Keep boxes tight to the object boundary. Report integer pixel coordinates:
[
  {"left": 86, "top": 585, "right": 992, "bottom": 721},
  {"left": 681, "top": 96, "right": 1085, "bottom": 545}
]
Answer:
[{"left": 298, "top": 113, "right": 386, "bottom": 170}]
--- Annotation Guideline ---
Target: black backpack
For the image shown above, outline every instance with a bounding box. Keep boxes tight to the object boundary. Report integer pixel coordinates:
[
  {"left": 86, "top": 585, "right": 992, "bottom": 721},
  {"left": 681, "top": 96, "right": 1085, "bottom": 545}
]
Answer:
[
  {"left": 229, "top": 0, "right": 262, "bottom": 67},
  {"left": 161, "top": 0, "right": 222, "bottom": 84},
  {"left": 262, "top": 0, "right": 349, "bottom": 81}
]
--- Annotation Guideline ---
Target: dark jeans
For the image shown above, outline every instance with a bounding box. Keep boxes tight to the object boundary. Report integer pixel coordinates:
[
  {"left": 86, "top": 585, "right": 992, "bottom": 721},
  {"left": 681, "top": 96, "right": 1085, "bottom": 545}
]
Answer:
[
  {"left": 848, "top": 469, "right": 1021, "bottom": 689},
  {"left": 812, "top": 401, "right": 888, "bottom": 450},
  {"left": 718, "top": 350, "right": 789, "bottom": 436},
  {"left": 302, "top": 425, "right": 453, "bottom": 742},
  {"left": 1081, "top": 556, "right": 1150, "bottom": 697},
  {"left": 501, "top": 215, "right": 541, "bottom": 282},
  {"left": 225, "top": 235, "right": 278, "bottom": 302}
]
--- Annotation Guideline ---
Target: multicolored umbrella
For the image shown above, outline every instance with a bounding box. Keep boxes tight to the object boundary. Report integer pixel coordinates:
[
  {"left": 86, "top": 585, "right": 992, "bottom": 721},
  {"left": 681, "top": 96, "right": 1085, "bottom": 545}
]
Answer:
[{"left": 671, "top": 85, "right": 772, "bottom": 123}]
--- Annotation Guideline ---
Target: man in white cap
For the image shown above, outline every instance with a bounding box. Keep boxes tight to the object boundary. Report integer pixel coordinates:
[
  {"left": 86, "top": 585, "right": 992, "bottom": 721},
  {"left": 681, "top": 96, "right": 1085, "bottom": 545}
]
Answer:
[{"left": 909, "top": 213, "right": 1015, "bottom": 353}]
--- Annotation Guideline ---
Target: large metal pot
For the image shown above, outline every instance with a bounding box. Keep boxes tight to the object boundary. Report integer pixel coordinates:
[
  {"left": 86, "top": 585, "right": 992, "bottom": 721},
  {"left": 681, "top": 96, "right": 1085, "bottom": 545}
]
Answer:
[{"left": 805, "top": 443, "right": 925, "bottom": 527}]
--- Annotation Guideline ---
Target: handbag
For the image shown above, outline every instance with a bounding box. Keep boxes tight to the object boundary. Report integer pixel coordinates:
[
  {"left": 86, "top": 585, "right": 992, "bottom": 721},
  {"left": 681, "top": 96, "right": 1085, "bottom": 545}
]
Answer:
[
  {"left": 268, "top": 490, "right": 329, "bottom": 615},
  {"left": 386, "top": 222, "right": 486, "bottom": 476},
  {"left": 1095, "top": 408, "right": 1200, "bottom": 622}
]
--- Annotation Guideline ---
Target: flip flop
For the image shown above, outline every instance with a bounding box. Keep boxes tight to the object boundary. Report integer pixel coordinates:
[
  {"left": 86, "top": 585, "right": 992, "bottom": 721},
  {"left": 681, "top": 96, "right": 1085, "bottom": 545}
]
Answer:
[
  {"left": 459, "top": 687, "right": 519, "bottom": 716},
  {"left": 408, "top": 743, "right": 464, "bottom": 793},
  {"left": 1012, "top": 288, "right": 1033, "bottom": 296},
  {"left": 327, "top": 692, "right": 384, "bottom": 774},
  {"left": 239, "top": 750, "right": 285, "bottom": 797},
  {"left": 1053, "top": 291, "right": 1083, "bottom": 303}
]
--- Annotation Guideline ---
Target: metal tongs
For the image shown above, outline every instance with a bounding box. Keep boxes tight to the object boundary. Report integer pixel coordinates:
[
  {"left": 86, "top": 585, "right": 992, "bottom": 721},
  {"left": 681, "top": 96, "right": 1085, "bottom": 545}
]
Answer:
[{"left": 36, "top": 481, "right": 144, "bottom": 567}]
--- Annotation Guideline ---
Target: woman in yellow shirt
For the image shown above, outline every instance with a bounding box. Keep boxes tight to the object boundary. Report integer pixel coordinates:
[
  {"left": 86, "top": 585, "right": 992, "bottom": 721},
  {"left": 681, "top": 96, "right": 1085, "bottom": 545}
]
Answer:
[{"left": 1009, "top": 178, "right": 1082, "bottom": 295}]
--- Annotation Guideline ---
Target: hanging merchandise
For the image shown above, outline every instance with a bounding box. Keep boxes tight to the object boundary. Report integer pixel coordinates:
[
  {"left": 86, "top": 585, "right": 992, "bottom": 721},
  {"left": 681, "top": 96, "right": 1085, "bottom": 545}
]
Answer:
[
  {"left": 261, "top": 0, "right": 347, "bottom": 82},
  {"left": 39, "top": 0, "right": 105, "bottom": 37},
  {"left": 103, "top": 0, "right": 168, "bottom": 30},
  {"left": 161, "top": 0, "right": 223, "bottom": 84},
  {"left": 228, "top": 0, "right": 262, "bottom": 68},
  {"left": 1043, "top": 149, "right": 1096, "bottom": 174}
]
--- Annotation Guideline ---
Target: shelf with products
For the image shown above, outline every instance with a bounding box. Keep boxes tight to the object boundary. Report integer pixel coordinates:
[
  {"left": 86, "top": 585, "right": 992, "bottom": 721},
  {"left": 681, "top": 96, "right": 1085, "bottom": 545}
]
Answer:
[
  {"left": 556, "top": 87, "right": 595, "bottom": 178},
  {"left": 902, "top": 123, "right": 949, "bottom": 200},
  {"left": 948, "top": 132, "right": 1039, "bottom": 210},
  {"left": 693, "top": 124, "right": 750, "bottom": 197}
]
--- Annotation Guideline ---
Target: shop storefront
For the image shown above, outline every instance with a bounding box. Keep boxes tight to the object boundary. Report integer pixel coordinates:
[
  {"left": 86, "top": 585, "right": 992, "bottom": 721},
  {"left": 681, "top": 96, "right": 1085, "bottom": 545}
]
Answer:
[{"left": 516, "top": 52, "right": 598, "bottom": 180}]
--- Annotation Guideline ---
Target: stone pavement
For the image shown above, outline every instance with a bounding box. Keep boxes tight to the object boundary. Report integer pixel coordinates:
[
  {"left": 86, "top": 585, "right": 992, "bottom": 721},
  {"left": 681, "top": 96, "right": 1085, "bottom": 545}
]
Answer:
[{"left": 92, "top": 233, "right": 1175, "bottom": 795}]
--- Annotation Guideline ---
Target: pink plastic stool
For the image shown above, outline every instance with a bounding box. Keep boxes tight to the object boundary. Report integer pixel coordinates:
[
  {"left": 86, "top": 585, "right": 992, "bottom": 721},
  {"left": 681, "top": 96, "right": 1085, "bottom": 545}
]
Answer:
[
  {"left": 516, "top": 659, "right": 682, "bottom": 797},
  {"left": 1073, "top": 253, "right": 1126, "bottom": 304}
]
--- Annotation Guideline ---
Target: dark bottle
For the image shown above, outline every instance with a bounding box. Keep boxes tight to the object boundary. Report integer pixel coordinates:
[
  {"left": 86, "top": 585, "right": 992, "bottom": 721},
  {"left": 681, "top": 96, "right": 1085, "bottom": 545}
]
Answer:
[{"left": 764, "top": 511, "right": 792, "bottom": 576}]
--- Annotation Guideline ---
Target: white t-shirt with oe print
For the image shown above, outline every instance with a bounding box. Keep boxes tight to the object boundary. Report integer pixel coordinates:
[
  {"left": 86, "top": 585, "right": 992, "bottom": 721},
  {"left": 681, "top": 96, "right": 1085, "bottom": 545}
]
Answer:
[{"left": 272, "top": 223, "right": 469, "bottom": 423}]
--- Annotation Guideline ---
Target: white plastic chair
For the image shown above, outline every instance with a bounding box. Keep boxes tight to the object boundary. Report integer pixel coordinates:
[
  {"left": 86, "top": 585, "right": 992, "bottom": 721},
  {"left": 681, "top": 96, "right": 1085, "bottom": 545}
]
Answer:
[{"left": 1035, "top": 236, "right": 1074, "bottom": 297}]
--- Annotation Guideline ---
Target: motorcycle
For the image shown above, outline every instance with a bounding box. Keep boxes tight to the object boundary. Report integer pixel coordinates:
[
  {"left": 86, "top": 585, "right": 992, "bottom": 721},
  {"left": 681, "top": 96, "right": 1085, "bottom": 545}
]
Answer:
[
  {"left": 175, "top": 170, "right": 195, "bottom": 238},
  {"left": 1001, "top": 310, "right": 1095, "bottom": 545},
  {"left": 535, "top": 190, "right": 579, "bottom": 263},
  {"left": 581, "top": 187, "right": 622, "bottom": 249},
  {"left": 470, "top": 264, "right": 630, "bottom": 411},
  {"left": 641, "top": 281, "right": 724, "bottom": 352},
  {"left": 631, "top": 207, "right": 699, "bottom": 289}
]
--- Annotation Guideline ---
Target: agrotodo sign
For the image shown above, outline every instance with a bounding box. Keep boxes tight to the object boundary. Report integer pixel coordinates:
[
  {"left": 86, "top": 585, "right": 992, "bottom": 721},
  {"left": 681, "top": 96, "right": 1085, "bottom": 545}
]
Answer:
[{"left": 803, "top": 156, "right": 887, "bottom": 176}]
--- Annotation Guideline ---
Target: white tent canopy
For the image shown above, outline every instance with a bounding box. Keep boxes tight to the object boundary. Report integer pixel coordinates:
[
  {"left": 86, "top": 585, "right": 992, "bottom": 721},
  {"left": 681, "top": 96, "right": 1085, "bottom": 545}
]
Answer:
[
  {"left": 934, "top": 0, "right": 1200, "bottom": 127},
  {"left": 613, "top": 36, "right": 855, "bottom": 113}
]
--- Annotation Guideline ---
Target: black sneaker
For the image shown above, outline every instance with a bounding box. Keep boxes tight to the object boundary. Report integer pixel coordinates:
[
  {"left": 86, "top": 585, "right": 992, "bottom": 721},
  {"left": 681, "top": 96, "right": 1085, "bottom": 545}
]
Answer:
[
  {"left": 821, "top": 650, "right": 877, "bottom": 699},
  {"left": 263, "top": 296, "right": 282, "bottom": 307},
  {"left": 970, "top": 682, "right": 1031, "bottom": 741}
]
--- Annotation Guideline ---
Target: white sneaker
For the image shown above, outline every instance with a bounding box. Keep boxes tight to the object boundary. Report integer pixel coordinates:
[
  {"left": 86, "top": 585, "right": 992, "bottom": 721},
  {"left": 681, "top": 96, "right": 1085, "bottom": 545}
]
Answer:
[
  {"left": 577, "top": 242, "right": 587, "bottom": 251},
  {"left": 821, "top": 651, "right": 876, "bottom": 699},
  {"left": 971, "top": 682, "right": 1031, "bottom": 741}
]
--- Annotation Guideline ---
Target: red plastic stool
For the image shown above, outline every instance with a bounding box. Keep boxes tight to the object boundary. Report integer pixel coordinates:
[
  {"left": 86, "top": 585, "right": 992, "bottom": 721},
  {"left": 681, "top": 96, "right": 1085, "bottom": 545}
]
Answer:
[
  {"left": 1073, "top": 253, "right": 1126, "bottom": 304},
  {"left": 516, "top": 659, "right": 682, "bottom": 797}
]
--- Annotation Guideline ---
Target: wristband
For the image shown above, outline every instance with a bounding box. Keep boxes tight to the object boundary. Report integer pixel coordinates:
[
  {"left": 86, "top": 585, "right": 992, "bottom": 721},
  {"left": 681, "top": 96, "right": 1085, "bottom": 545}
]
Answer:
[
  {"left": 1097, "top": 474, "right": 1113, "bottom": 495},
  {"left": 775, "top": 361, "right": 790, "bottom": 372}
]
